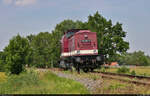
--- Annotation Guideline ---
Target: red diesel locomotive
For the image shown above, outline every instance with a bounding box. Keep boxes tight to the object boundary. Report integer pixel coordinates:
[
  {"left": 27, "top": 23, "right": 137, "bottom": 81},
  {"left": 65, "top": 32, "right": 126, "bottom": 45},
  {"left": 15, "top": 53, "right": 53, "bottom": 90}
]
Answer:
[{"left": 59, "top": 29, "right": 103, "bottom": 72}]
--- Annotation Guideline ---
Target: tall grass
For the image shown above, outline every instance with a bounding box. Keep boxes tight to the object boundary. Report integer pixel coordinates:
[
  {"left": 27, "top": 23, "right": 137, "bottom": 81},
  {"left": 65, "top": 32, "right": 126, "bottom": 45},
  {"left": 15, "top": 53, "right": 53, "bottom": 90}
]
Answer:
[
  {"left": 0, "top": 69, "right": 89, "bottom": 94},
  {"left": 0, "top": 69, "right": 39, "bottom": 94}
]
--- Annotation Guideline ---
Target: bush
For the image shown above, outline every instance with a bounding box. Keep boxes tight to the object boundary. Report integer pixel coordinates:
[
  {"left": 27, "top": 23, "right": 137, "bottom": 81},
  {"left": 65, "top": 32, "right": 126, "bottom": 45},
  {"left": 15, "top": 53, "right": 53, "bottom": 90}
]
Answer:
[
  {"left": 117, "top": 66, "right": 130, "bottom": 74},
  {"left": 4, "top": 34, "right": 29, "bottom": 75},
  {"left": 143, "top": 73, "right": 147, "bottom": 76},
  {"left": 101, "top": 67, "right": 106, "bottom": 72},
  {"left": 130, "top": 70, "right": 136, "bottom": 76}
]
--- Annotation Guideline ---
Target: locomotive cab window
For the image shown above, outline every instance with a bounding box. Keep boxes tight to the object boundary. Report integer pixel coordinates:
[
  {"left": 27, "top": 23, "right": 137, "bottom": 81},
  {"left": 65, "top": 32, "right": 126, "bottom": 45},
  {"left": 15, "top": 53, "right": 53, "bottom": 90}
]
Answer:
[
  {"left": 66, "top": 31, "right": 75, "bottom": 38},
  {"left": 81, "top": 40, "right": 91, "bottom": 43}
]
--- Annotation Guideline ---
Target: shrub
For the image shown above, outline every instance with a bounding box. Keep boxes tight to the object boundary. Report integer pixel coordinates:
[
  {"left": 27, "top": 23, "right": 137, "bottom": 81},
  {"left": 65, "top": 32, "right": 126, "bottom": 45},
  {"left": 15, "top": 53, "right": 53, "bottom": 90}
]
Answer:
[
  {"left": 117, "top": 66, "right": 130, "bottom": 74},
  {"left": 4, "top": 34, "right": 30, "bottom": 75},
  {"left": 143, "top": 73, "right": 147, "bottom": 76},
  {"left": 130, "top": 70, "right": 136, "bottom": 76},
  {"left": 101, "top": 67, "right": 106, "bottom": 72}
]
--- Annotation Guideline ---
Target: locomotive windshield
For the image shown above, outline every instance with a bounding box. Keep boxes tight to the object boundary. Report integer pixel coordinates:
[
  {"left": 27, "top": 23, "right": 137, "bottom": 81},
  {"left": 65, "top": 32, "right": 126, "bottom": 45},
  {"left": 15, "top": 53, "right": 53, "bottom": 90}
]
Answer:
[
  {"left": 81, "top": 39, "right": 91, "bottom": 43},
  {"left": 66, "top": 31, "right": 75, "bottom": 38}
]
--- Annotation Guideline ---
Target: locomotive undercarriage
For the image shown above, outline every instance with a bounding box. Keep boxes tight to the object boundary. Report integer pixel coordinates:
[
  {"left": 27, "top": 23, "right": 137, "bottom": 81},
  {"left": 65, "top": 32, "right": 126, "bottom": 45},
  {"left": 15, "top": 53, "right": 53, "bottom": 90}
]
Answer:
[{"left": 59, "top": 55, "right": 104, "bottom": 73}]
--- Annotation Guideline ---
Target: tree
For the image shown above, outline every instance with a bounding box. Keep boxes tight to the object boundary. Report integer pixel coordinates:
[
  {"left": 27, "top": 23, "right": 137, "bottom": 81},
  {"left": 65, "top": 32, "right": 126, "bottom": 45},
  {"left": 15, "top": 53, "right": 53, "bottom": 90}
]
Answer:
[
  {"left": 0, "top": 51, "right": 6, "bottom": 72},
  {"left": 4, "top": 34, "right": 29, "bottom": 74},
  {"left": 87, "top": 11, "right": 129, "bottom": 63},
  {"left": 26, "top": 32, "right": 52, "bottom": 68},
  {"left": 117, "top": 51, "right": 150, "bottom": 66}
]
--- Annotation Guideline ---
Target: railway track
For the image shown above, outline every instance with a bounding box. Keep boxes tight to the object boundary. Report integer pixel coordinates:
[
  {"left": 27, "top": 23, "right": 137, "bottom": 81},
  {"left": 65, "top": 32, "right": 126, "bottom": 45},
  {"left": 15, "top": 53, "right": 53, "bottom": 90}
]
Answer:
[
  {"left": 97, "top": 71, "right": 150, "bottom": 80},
  {"left": 39, "top": 68, "right": 150, "bottom": 85},
  {"left": 93, "top": 71, "right": 150, "bottom": 85}
]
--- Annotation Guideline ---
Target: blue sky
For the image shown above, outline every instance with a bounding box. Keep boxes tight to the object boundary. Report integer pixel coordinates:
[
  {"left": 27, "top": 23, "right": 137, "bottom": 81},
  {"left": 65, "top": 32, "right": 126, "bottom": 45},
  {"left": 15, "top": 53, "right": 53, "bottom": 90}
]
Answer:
[{"left": 0, "top": 0, "right": 150, "bottom": 55}]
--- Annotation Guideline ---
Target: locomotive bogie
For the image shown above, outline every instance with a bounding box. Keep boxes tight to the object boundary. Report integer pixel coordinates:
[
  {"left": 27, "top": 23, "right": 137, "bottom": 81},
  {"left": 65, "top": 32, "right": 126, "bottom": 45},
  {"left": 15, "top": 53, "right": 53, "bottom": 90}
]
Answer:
[{"left": 59, "top": 54, "right": 103, "bottom": 72}]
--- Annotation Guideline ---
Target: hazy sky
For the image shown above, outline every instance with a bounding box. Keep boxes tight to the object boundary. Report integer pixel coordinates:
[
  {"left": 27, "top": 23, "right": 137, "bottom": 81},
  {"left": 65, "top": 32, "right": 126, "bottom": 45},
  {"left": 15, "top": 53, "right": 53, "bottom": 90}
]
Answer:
[{"left": 0, "top": 0, "right": 150, "bottom": 55}]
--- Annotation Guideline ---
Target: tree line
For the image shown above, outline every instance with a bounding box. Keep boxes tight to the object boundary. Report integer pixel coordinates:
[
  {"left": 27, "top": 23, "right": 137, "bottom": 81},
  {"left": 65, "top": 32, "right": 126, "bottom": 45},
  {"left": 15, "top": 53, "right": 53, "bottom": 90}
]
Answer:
[
  {"left": 117, "top": 51, "right": 150, "bottom": 66},
  {"left": 0, "top": 11, "right": 131, "bottom": 74}
]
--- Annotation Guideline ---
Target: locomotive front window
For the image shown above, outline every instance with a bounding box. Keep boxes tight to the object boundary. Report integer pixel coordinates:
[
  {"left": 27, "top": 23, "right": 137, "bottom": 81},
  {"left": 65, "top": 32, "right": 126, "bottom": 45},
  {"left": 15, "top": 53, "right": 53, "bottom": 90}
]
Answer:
[
  {"left": 81, "top": 40, "right": 91, "bottom": 43},
  {"left": 66, "top": 31, "right": 75, "bottom": 38}
]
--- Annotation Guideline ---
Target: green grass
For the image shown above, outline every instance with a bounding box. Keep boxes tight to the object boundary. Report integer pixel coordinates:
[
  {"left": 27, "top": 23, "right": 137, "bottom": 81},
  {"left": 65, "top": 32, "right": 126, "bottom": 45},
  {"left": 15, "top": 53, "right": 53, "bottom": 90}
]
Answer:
[
  {"left": 96, "top": 78, "right": 150, "bottom": 94},
  {"left": 100, "top": 66, "right": 150, "bottom": 76},
  {"left": 0, "top": 69, "right": 89, "bottom": 94}
]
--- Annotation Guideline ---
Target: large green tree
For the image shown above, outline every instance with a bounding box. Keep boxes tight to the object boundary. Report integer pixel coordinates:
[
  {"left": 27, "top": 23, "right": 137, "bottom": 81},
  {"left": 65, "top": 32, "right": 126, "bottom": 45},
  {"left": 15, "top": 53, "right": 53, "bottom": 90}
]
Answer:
[
  {"left": 87, "top": 11, "right": 129, "bottom": 63},
  {"left": 27, "top": 32, "right": 53, "bottom": 68},
  {"left": 4, "top": 34, "right": 29, "bottom": 74}
]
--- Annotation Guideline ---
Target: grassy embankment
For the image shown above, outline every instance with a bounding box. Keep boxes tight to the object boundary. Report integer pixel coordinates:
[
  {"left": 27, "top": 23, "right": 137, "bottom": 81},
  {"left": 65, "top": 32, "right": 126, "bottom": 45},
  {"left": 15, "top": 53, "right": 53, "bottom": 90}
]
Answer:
[{"left": 0, "top": 69, "right": 89, "bottom": 94}]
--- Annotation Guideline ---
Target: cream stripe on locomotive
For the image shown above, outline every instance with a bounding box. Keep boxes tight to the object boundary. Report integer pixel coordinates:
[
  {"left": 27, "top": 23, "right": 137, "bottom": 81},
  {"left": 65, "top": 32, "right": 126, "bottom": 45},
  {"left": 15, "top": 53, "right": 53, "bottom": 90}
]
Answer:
[
  {"left": 61, "top": 52, "right": 70, "bottom": 57},
  {"left": 61, "top": 49, "right": 98, "bottom": 57}
]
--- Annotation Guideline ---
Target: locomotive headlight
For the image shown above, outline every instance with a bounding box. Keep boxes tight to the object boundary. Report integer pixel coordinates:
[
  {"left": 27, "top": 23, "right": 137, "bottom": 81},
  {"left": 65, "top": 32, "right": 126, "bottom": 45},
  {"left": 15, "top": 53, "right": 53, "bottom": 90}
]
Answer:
[
  {"left": 76, "top": 57, "right": 81, "bottom": 62},
  {"left": 96, "top": 56, "right": 101, "bottom": 61},
  {"left": 77, "top": 50, "right": 80, "bottom": 54}
]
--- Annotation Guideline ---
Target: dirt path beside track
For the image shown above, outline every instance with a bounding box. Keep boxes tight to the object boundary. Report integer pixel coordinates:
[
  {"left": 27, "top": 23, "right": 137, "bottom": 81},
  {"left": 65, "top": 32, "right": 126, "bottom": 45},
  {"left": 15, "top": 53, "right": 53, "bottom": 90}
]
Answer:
[{"left": 50, "top": 70, "right": 102, "bottom": 93}]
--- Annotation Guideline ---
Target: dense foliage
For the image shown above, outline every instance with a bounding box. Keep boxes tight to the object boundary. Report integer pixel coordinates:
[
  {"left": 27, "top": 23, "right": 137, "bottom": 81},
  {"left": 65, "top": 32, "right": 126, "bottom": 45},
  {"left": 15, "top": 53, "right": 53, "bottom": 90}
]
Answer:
[
  {"left": 0, "top": 52, "right": 5, "bottom": 72},
  {"left": 87, "top": 12, "right": 129, "bottom": 63},
  {"left": 3, "top": 35, "right": 29, "bottom": 74},
  {"left": 26, "top": 32, "right": 52, "bottom": 68},
  {"left": 117, "top": 66, "right": 130, "bottom": 74},
  {"left": 117, "top": 51, "right": 150, "bottom": 66}
]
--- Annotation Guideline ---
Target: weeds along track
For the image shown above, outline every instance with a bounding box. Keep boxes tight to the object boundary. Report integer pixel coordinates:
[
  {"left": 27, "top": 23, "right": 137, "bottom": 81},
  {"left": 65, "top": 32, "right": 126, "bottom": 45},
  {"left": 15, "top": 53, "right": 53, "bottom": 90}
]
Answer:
[
  {"left": 48, "top": 68, "right": 64, "bottom": 71},
  {"left": 93, "top": 71, "right": 150, "bottom": 85},
  {"left": 36, "top": 68, "right": 64, "bottom": 74},
  {"left": 98, "top": 72, "right": 150, "bottom": 79},
  {"left": 38, "top": 68, "right": 150, "bottom": 85}
]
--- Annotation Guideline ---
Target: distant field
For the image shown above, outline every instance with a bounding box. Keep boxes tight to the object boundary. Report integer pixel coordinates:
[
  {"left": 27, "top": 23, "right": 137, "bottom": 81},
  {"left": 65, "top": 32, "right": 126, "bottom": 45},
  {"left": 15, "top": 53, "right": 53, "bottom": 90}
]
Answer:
[
  {"left": 0, "top": 70, "right": 89, "bottom": 94},
  {"left": 103, "top": 66, "right": 150, "bottom": 76}
]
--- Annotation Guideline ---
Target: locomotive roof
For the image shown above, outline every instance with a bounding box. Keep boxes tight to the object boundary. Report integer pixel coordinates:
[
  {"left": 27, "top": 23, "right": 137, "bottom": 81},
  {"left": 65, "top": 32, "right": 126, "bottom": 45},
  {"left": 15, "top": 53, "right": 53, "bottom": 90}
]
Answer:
[
  {"left": 66, "top": 29, "right": 88, "bottom": 33},
  {"left": 65, "top": 29, "right": 90, "bottom": 38}
]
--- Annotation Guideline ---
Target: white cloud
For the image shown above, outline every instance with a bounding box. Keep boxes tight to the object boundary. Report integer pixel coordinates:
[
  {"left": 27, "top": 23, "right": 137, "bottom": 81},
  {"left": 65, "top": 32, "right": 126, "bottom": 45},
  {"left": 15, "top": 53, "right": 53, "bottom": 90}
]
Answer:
[
  {"left": 15, "top": 0, "right": 37, "bottom": 6},
  {"left": 3, "top": 0, "right": 13, "bottom": 4},
  {"left": 3, "top": 0, "right": 37, "bottom": 6}
]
